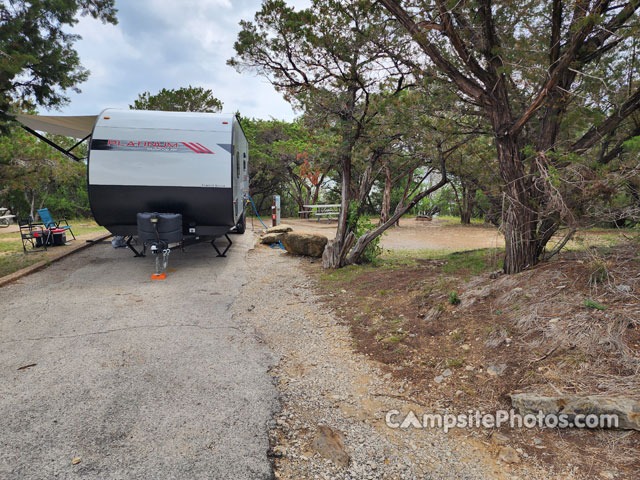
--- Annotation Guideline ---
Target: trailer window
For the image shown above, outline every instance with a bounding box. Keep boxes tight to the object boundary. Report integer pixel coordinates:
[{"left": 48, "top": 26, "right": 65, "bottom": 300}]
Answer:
[{"left": 236, "top": 152, "right": 240, "bottom": 178}]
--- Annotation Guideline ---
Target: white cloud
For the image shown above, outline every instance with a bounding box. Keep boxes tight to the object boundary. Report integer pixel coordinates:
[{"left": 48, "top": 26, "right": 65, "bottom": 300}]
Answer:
[{"left": 53, "top": 0, "right": 307, "bottom": 121}]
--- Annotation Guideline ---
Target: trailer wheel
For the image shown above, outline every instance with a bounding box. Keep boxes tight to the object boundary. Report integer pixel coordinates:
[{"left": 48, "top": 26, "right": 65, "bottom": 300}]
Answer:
[{"left": 234, "top": 212, "right": 246, "bottom": 234}]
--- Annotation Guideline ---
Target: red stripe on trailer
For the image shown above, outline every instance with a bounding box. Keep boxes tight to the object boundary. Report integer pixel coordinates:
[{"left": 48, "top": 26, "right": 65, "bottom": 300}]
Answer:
[
  {"left": 195, "top": 142, "right": 214, "bottom": 154},
  {"left": 181, "top": 142, "right": 201, "bottom": 153},
  {"left": 187, "top": 142, "right": 206, "bottom": 153}
]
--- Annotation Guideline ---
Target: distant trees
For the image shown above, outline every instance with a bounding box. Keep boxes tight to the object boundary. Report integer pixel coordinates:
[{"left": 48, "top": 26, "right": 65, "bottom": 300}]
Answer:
[
  {"left": 0, "top": 1, "right": 118, "bottom": 127},
  {"left": 241, "top": 117, "right": 336, "bottom": 215},
  {"left": 130, "top": 86, "right": 223, "bottom": 113},
  {"left": 0, "top": 125, "right": 88, "bottom": 220}
]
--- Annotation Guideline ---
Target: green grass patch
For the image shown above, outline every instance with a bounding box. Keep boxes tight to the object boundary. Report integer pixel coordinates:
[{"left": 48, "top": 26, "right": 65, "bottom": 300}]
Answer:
[
  {"left": 436, "top": 215, "right": 485, "bottom": 225},
  {"left": 441, "top": 249, "right": 503, "bottom": 275},
  {"left": 446, "top": 358, "right": 464, "bottom": 368},
  {"left": 0, "top": 240, "right": 23, "bottom": 254},
  {"left": 320, "top": 248, "right": 503, "bottom": 293},
  {"left": 384, "top": 335, "right": 403, "bottom": 343},
  {"left": 0, "top": 253, "right": 45, "bottom": 277}
]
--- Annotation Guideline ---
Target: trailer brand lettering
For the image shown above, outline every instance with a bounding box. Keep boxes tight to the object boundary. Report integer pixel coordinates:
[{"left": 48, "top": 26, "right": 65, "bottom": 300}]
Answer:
[{"left": 91, "top": 139, "right": 214, "bottom": 154}]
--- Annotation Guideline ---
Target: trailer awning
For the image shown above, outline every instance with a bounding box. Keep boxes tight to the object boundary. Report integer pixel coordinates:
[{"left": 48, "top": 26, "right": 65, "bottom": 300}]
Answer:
[{"left": 16, "top": 113, "right": 97, "bottom": 139}]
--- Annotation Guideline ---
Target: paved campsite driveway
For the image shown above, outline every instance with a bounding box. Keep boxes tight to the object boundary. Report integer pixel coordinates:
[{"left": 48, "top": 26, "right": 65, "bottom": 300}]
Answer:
[{"left": 0, "top": 235, "right": 278, "bottom": 479}]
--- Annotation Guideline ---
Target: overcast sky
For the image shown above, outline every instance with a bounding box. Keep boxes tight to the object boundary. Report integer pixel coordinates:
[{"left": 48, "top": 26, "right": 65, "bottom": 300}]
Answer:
[{"left": 56, "top": 0, "right": 309, "bottom": 121}]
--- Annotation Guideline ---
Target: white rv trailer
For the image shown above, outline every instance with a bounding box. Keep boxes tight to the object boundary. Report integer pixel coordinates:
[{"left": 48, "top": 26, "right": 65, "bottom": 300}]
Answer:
[{"left": 17, "top": 109, "right": 250, "bottom": 274}]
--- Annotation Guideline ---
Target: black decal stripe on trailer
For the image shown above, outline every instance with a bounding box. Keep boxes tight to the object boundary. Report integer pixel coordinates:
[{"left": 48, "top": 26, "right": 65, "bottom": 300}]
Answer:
[{"left": 89, "top": 185, "right": 234, "bottom": 236}]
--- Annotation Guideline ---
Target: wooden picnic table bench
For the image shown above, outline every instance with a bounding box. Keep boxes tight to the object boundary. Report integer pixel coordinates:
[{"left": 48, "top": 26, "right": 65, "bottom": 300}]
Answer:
[{"left": 303, "top": 204, "right": 341, "bottom": 222}]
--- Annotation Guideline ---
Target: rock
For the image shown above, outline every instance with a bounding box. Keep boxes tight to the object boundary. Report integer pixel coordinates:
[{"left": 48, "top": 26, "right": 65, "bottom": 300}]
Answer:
[
  {"left": 271, "top": 445, "right": 287, "bottom": 457},
  {"left": 549, "top": 317, "right": 560, "bottom": 324},
  {"left": 489, "top": 270, "right": 502, "bottom": 279},
  {"left": 510, "top": 393, "right": 640, "bottom": 430},
  {"left": 281, "top": 232, "right": 328, "bottom": 258},
  {"left": 442, "top": 368, "right": 453, "bottom": 377},
  {"left": 464, "top": 365, "right": 475, "bottom": 371},
  {"left": 260, "top": 233, "right": 283, "bottom": 245},
  {"left": 310, "top": 425, "right": 350, "bottom": 467},
  {"left": 498, "top": 446, "right": 520, "bottom": 464},
  {"left": 616, "top": 285, "right": 631, "bottom": 293},
  {"left": 266, "top": 225, "right": 292, "bottom": 234},
  {"left": 461, "top": 344, "right": 471, "bottom": 351},
  {"left": 491, "top": 432, "right": 509, "bottom": 446},
  {"left": 71, "top": 457, "right": 82, "bottom": 465},
  {"left": 487, "top": 364, "right": 507, "bottom": 376},
  {"left": 434, "top": 375, "right": 445, "bottom": 384},
  {"left": 600, "top": 471, "right": 615, "bottom": 479},
  {"left": 533, "top": 437, "right": 542, "bottom": 446}
]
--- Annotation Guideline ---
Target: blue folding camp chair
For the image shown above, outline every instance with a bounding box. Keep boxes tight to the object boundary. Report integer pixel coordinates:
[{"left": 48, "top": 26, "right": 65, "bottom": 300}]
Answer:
[{"left": 36, "top": 208, "right": 76, "bottom": 243}]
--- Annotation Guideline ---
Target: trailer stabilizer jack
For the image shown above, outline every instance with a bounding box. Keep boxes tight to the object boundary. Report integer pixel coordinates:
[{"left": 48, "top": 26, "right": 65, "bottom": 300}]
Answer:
[
  {"left": 126, "top": 236, "right": 145, "bottom": 257},
  {"left": 211, "top": 234, "right": 232, "bottom": 257}
]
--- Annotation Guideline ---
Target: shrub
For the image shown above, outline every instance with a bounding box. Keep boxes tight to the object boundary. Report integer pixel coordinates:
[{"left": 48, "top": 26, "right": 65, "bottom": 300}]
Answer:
[
  {"left": 583, "top": 299, "right": 607, "bottom": 310},
  {"left": 449, "top": 291, "right": 461, "bottom": 305}
]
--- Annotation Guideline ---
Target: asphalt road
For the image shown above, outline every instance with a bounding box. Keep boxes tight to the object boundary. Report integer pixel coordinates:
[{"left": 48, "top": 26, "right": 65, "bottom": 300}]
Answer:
[{"left": 0, "top": 235, "right": 279, "bottom": 479}]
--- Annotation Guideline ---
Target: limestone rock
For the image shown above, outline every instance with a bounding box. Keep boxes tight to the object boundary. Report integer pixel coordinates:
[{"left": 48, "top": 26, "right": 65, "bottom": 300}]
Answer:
[
  {"left": 510, "top": 393, "right": 640, "bottom": 430},
  {"left": 310, "top": 425, "right": 350, "bottom": 467},
  {"left": 260, "top": 233, "right": 283, "bottom": 245},
  {"left": 266, "top": 225, "right": 293, "bottom": 234},
  {"left": 487, "top": 364, "right": 507, "bottom": 376},
  {"left": 281, "top": 232, "right": 328, "bottom": 258},
  {"left": 498, "top": 446, "right": 520, "bottom": 464}
]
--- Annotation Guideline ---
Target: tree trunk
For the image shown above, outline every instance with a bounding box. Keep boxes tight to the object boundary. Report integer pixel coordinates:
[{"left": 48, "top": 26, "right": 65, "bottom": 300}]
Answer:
[
  {"left": 346, "top": 167, "right": 448, "bottom": 264},
  {"left": 460, "top": 185, "right": 474, "bottom": 224},
  {"left": 25, "top": 189, "right": 35, "bottom": 220},
  {"left": 322, "top": 155, "right": 354, "bottom": 268},
  {"left": 379, "top": 161, "right": 392, "bottom": 225},
  {"left": 496, "top": 136, "right": 539, "bottom": 274}
]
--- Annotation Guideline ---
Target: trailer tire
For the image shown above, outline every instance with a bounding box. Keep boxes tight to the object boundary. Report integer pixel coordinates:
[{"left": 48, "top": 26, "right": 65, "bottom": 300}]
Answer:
[{"left": 234, "top": 211, "right": 246, "bottom": 234}]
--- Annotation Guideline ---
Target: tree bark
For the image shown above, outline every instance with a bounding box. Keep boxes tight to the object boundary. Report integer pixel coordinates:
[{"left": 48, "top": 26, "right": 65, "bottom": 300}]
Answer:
[
  {"left": 495, "top": 135, "right": 539, "bottom": 274},
  {"left": 346, "top": 164, "right": 448, "bottom": 264},
  {"left": 379, "top": 160, "right": 392, "bottom": 225},
  {"left": 322, "top": 152, "right": 354, "bottom": 268}
]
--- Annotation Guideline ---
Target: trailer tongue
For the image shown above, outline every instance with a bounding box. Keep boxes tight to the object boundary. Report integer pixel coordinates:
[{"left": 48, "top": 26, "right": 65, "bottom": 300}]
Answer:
[{"left": 17, "top": 109, "right": 250, "bottom": 279}]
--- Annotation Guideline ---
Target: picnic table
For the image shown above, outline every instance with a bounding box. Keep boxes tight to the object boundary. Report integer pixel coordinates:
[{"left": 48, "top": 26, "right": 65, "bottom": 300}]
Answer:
[
  {"left": 0, "top": 208, "right": 16, "bottom": 227},
  {"left": 301, "top": 204, "right": 341, "bottom": 222}
]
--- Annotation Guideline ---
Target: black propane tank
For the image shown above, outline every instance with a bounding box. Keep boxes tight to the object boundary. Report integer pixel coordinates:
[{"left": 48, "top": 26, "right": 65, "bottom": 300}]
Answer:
[{"left": 136, "top": 212, "right": 183, "bottom": 247}]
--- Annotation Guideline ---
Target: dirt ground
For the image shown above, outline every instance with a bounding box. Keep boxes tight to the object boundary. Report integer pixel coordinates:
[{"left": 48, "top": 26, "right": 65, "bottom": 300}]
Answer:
[
  {"left": 308, "top": 236, "right": 639, "bottom": 479},
  {"left": 277, "top": 217, "right": 506, "bottom": 251}
]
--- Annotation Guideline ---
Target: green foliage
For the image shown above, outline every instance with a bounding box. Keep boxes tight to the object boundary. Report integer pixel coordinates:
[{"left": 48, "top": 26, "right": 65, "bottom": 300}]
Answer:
[
  {"left": 241, "top": 116, "right": 337, "bottom": 216},
  {"left": 0, "top": 1, "right": 117, "bottom": 126},
  {"left": 583, "top": 299, "right": 607, "bottom": 310},
  {"left": 448, "top": 291, "right": 461, "bottom": 306},
  {"left": 130, "top": 86, "right": 223, "bottom": 113},
  {"left": 346, "top": 203, "right": 382, "bottom": 264},
  {"left": 0, "top": 123, "right": 89, "bottom": 219}
]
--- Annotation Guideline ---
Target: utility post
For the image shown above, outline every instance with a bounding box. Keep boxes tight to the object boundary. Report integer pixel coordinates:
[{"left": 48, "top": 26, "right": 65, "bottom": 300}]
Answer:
[{"left": 272, "top": 195, "right": 281, "bottom": 227}]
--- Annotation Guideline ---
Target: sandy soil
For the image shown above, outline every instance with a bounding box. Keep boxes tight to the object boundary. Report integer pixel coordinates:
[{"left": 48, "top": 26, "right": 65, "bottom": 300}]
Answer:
[{"left": 278, "top": 217, "right": 505, "bottom": 251}]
